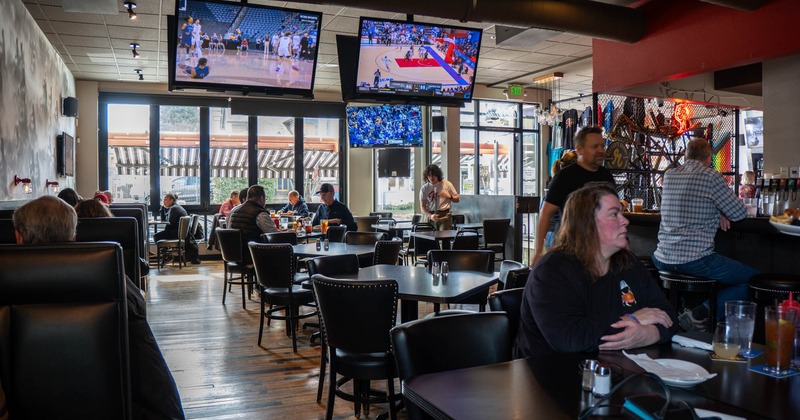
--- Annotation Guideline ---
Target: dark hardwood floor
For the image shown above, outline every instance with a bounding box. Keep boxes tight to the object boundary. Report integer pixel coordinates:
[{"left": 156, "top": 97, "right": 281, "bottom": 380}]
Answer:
[{"left": 146, "top": 260, "right": 415, "bottom": 419}]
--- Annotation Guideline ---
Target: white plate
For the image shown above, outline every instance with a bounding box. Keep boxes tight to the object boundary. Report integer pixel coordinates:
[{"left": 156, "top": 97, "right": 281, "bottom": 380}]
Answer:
[
  {"left": 654, "top": 359, "right": 713, "bottom": 388},
  {"left": 770, "top": 221, "right": 800, "bottom": 237}
]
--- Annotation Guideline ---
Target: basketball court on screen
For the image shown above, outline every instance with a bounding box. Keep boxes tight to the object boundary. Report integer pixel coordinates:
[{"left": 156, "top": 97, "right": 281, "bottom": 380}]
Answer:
[
  {"left": 176, "top": 48, "right": 315, "bottom": 88},
  {"left": 356, "top": 43, "right": 474, "bottom": 89}
]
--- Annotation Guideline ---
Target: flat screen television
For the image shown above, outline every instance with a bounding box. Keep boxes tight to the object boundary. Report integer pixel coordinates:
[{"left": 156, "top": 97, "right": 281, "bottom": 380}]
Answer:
[
  {"left": 377, "top": 148, "right": 411, "bottom": 178},
  {"left": 169, "top": 0, "right": 322, "bottom": 98},
  {"left": 347, "top": 105, "right": 423, "bottom": 148},
  {"left": 57, "top": 132, "right": 74, "bottom": 176},
  {"left": 353, "top": 17, "right": 482, "bottom": 106}
]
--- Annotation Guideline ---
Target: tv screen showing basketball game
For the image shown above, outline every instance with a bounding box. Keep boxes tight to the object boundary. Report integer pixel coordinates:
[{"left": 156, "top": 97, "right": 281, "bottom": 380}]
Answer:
[
  {"left": 347, "top": 105, "right": 423, "bottom": 148},
  {"left": 170, "top": 0, "right": 322, "bottom": 98},
  {"left": 354, "top": 17, "right": 482, "bottom": 103}
]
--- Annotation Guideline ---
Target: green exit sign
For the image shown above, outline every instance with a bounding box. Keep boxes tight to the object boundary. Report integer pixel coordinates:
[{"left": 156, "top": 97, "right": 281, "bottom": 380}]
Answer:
[{"left": 508, "top": 85, "right": 524, "bottom": 98}]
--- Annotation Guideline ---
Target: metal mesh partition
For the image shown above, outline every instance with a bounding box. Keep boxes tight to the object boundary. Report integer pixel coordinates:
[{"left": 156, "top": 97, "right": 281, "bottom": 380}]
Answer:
[{"left": 596, "top": 94, "right": 738, "bottom": 211}]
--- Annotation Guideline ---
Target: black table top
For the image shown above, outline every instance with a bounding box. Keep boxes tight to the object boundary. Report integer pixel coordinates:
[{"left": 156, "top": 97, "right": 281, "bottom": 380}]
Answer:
[
  {"left": 373, "top": 221, "right": 414, "bottom": 232},
  {"left": 404, "top": 343, "right": 792, "bottom": 420},
  {"left": 412, "top": 230, "right": 459, "bottom": 241},
  {"left": 292, "top": 242, "right": 375, "bottom": 258},
  {"left": 456, "top": 222, "right": 483, "bottom": 230},
  {"left": 338, "top": 264, "right": 499, "bottom": 304}
]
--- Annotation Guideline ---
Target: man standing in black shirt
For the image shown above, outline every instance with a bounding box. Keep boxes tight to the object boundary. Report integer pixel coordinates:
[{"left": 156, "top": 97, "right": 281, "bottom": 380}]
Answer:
[
  {"left": 533, "top": 126, "right": 615, "bottom": 265},
  {"left": 314, "top": 183, "right": 357, "bottom": 231}
]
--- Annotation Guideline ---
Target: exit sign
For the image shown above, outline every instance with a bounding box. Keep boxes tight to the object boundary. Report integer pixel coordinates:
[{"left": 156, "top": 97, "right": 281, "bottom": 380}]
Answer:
[{"left": 508, "top": 85, "right": 524, "bottom": 98}]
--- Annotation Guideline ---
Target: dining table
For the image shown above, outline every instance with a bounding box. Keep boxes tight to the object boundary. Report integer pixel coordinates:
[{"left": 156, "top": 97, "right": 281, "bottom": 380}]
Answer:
[
  {"left": 332, "top": 264, "right": 499, "bottom": 322},
  {"left": 372, "top": 221, "right": 414, "bottom": 239},
  {"left": 412, "top": 229, "right": 482, "bottom": 250},
  {"left": 292, "top": 242, "right": 375, "bottom": 259},
  {"left": 403, "top": 341, "right": 794, "bottom": 420}
]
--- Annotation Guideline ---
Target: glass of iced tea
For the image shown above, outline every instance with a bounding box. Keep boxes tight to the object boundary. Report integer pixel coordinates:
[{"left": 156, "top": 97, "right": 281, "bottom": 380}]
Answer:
[
  {"left": 321, "top": 219, "right": 329, "bottom": 234},
  {"left": 764, "top": 306, "right": 797, "bottom": 374},
  {"left": 305, "top": 219, "right": 313, "bottom": 234}
]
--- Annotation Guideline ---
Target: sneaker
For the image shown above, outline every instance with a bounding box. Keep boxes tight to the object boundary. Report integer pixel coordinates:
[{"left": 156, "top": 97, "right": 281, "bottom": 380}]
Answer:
[{"left": 678, "top": 308, "right": 709, "bottom": 332}]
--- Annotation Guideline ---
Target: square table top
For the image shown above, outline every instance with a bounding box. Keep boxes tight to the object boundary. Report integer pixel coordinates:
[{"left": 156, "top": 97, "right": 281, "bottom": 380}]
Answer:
[{"left": 292, "top": 242, "right": 375, "bottom": 258}]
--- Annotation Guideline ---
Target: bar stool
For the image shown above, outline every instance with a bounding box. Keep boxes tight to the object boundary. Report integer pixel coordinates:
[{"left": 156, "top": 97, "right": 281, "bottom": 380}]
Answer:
[
  {"left": 658, "top": 270, "right": 718, "bottom": 330},
  {"left": 748, "top": 273, "right": 800, "bottom": 343}
]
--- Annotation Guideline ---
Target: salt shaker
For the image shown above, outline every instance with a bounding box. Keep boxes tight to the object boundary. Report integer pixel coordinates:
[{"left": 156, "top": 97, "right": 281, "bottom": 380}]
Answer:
[
  {"left": 592, "top": 364, "right": 611, "bottom": 397},
  {"left": 316, "top": 239, "right": 321, "bottom": 251},
  {"left": 323, "top": 238, "right": 329, "bottom": 251},
  {"left": 431, "top": 262, "right": 440, "bottom": 281},
  {"left": 581, "top": 359, "right": 599, "bottom": 392},
  {"left": 440, "top": 261, "right": 449, "bottom": 280}
]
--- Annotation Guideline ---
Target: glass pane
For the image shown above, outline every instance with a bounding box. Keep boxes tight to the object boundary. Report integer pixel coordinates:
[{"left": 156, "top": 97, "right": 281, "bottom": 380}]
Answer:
[
  {"left": 479, "top": 100, "right": 518, "bottom": 128},
  {"left": 375, "top": 148, "right": 415, "bottom": 220},
  {"left": 108, "top": 104, "right": 150, "bottom": 204},
  {"left": 522, "top": 103, "right": 538, "bottom": 130},
  {"left": 521, "top": 132, "right": 539, "bottom": 196},
  {"left": 210, "top": 108, "right": 249, "bottom": 204},
  {"left": 159, "top": 106, "right": 200, "bottom": 205},
  {"left": 460, "top": 101, "right": 475, "bottom": 127},
  {"left": 459, "top": 129, "right": 476, "bottom": 195},
  {"left": 303, "top": 118, "right": 340, "bottom": 204},
  {"left": 257, "top": 116, "right": 295, "bottom": 204},
  {"left": 478, "top": 132, "right": 513, "bottom": 195}
]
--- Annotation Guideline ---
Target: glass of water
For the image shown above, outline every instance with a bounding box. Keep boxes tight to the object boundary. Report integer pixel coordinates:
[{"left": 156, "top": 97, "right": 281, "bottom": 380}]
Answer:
[{"left": 725, "top": 300, "right": 756, "bottom": 357}]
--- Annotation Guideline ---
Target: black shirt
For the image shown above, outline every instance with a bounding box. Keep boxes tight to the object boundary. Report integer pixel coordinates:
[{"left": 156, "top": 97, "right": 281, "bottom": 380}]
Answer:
[
  {"left": 544, "top": 163, "right": 615, "bottom": 209},
  {"left": 314, "top": 200, "right": 357, "bottom": 231}
]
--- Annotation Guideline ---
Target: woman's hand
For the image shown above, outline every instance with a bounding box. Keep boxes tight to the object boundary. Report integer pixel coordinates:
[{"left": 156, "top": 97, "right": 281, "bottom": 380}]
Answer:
[
  {"left": 598, "top": 318, "right": 660, "bottom": 351},
  {"left": 430, "top": 214, "right": 440, "bottom": 222},
  {"left": 630, "top": 308, "right": 673, "bottom": 329}
]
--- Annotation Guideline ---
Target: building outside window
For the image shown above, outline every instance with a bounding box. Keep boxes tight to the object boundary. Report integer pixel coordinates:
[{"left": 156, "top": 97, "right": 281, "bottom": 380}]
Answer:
[
  {"left": 107, "top": 104, "right": 151, "bottom": 204},
  {"left": 159, "top": 106, "right": 201, "bottom": 206}
]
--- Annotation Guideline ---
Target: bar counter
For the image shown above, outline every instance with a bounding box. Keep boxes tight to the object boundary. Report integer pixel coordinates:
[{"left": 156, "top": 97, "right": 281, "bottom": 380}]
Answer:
[{"left": 625, "top": 213, "right": 800, "bottom": 273}]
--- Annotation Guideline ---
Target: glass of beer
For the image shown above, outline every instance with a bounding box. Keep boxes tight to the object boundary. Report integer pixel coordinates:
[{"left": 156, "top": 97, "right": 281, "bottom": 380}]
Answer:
[
  {"left": 764, "top": 306, "right": 797, "bottom": 374},
  {"left": 304, "top": 219, "right": 313, "bottom": 234},
  {"left": 712, "top": 321, "right": 740, "bottom": 360},
  {"left": 321, "top": 219, "right": 329, "bottom": 234}
]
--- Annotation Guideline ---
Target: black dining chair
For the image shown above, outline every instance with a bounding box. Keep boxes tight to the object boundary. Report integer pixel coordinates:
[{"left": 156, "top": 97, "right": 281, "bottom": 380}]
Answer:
[
  {"left": 482, "top": 218, "right": 511, "bottom": 261},
  {"left": 325, "top": 225, "right": 347, "bottom": 242},
  {"left": 369, "top": 211, "right": 393, "bottom": 219},
  {"left": 390, "top": 313, "right": 511, "bottom": 420},
  {"left": 248, "top": 242, "right": 317, "bottom": 352},
  {"left": 261, "top": 231, "right": 299, "bottom": 245},
  {"left": 216, "top": 228, "right": 256, "bottom": 309},
  {"left": 406, "top": 223, "right": 436, "bottom": 267},
  {"left": 355, "top": 215, "right": 380, "bottom": 232},
  {"left": 488, "top": 288, "right": 525, "bottom": 341},
  {"left": 505, "top": 266, "right": 532, "bottom": 290},
  {"left": 450, "top": 229, "right": 479, "bottom": 250},
  {"left": 155, "top": 215, "right": 192, "bottom": 270},
  {"left": 497, "top": 259, "right": 525, "bottom": 290},
  {"left": 451, "top": 213, "right": 466, "bottom": 227},
  {"left": 373, "top": 239, "right": 403, "bottom": 266},
  {"left": 344, "top": 231, "right": 386, "bottom": 245},
  {"left": 427, "top": 249, "right": 495, "bottom": 312},
  {"left": 410, "top": 214, "right": 422, "bottom": 225},
  {"left": 313, "top": 275, "right": 400, "bottom": 420}
]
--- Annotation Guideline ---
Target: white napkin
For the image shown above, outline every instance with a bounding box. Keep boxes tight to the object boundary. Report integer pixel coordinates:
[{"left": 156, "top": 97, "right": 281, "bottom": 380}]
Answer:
[
  {"left": 623, "top": 351, "right": 717, "bottom": 381},
  {"left": 672, "top": 334, "right": 713, "bottom": 351}
]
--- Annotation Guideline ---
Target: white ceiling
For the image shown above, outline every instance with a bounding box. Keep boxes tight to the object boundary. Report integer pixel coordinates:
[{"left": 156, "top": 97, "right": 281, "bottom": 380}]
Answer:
[{"left": 23, "top": 0, "right": 600, "bottom": 100}]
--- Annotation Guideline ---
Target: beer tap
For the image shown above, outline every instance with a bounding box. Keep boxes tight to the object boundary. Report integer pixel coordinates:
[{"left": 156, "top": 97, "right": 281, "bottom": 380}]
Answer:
[{"left": 790, "top": 178, "right": 798, "bottom": 202}]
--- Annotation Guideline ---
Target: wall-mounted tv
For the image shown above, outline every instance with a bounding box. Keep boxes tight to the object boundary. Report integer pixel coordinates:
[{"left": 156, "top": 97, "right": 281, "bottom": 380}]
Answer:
[
  {"left": 377, "top": 148, "right": 411, "bottom": 178},
  {"left": 169, "top": 0, "right": 322, "bottom": 98},
  {"left": 57, "top": 132, "right": 74, "bottom": 177},
  {"left": 353, "top": 17, "right": 482, "bottom": 106},
  {"left": 347, "top": 105, "right": 423, "bottom": 148}
]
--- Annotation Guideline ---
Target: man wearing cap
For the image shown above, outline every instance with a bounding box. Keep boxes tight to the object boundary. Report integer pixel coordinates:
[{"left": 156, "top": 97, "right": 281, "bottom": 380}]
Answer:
[
  {"left": 227, "top": 185, "right": 279, "bottom": 260},
  {"left": 314, "top": 183, "right": 357, "bottom": 231}
]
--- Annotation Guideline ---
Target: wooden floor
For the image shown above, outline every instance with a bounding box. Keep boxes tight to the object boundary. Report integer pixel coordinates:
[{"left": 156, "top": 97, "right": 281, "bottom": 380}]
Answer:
[{"left": 146, "top": 260, "right": 416, "bottom": 419}]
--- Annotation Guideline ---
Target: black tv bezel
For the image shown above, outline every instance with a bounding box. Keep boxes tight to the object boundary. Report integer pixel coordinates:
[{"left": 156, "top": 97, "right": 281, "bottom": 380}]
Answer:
[
  {"left": 352, "top": 16, "right": 482, "bottom": 107},
  {"left": 168, "top": 0, "right": 322, "bottom": 99},
  {"left": 377, "top": 148, "right": 412, "bottom": 178},
  {"left": 346, "top": 104, "right": 423, "bottom": 148}
]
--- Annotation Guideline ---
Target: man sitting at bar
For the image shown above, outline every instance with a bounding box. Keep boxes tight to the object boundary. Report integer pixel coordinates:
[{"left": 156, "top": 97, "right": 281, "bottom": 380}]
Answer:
[
  {"left": 279, "top": 189, "right": 309, "bottom": 217},
  {"left": 12, "top": 196, "right": 185, "bottom": 419},
  {"left": 227, "top": 185, "right": 279, "bottom": 259},
  {"left": 515, "top": 184, "right": 678, "bottom": 358},
  {"left": 652, "top": 138, "right": 758, "bottom": 332},
  {"left": 314, "top": 183, "right": 357, "bottom": 231}
]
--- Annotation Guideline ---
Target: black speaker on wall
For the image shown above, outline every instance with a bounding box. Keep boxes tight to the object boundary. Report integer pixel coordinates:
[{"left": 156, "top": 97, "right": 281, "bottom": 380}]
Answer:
[
  {"left": 63, "top": 97, "right": 79, "bottom": 118},
  {"left": 431, "top": 115, "right": 445, "bottom": 132}
]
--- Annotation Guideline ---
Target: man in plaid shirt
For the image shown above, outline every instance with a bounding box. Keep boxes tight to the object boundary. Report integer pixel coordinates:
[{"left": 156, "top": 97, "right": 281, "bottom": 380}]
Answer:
[{"left": 652, "top": 138, "right": 758, "bottom": 332}]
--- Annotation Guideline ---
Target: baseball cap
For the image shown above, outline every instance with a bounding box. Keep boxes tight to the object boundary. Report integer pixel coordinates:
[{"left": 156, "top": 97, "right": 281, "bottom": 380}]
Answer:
[
  {"left": 93, "top": 193, "right": 110, "bottom": 204},
  {"left": 315, "top": 183, "right": 334, "bottom": 194}
]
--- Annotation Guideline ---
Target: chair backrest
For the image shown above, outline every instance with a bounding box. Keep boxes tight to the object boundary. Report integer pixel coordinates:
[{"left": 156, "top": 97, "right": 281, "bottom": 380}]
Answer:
[
  {"left": 426, "top": 249, "right": 494, "bottom": 273},
  {"left": 451, "top": 214, "right": 466, "bottom": 226},
  {"left": 109, "top": 207, "right": 147, "bottom": 257},
  {"left": 0, "top": 242, "right": 131, "bottom": 419},
  {"left": 374, "top": 239, "right": 402, "bottom": 265},
  {"left": 483, "top": 218, "right": 511, "bottom": 245},
  {"left": 0, "top": 219, "right": 15, "bottom": 244},
  {"left": 0, "top": 209, "right": 16, "bottom": 219},
  {"left": 410, "top": 223, "right": 436, "bottom": 259},
  {"left": 376, "top": 218, "right": 396, "bottom": 226},
  {"left": 345, "top": 231, "right": 386, "bottom": 245},
  {"left": 306, "top": 254, "right": 360, "bottom": 277},
  {"left": 248, "top": 242, "right": 294, "bottom": 289},
  {"left": 451, "top": 230, "right": 480, "bottom": 250},
  {"left": 189, "top": 214, "right": 200, "bottom": 238},
  {"left": 177, "top": 215, "right": 192, "bottom": 240},
  {"left": 488, "top": 288, "right": 524, "bottom": 339},
  {"left": 261, "top": 231, "right": 298, "bottom": 245},
  {"left": 369, "top": 211, "right": 393, "bottom": 219},
  {"left": 411, "top": 213, "right": 422, "bottom": 225},
  {"left": 355, "top": 215, "right": 380, "bottom": 232},
  {"left": 76, "top": 217, "right": 141, "bottom": 287},
  {"left": 216, "top": 228, "right": 246, "bottom": 264},
  {"left": 326, "top": 225, "right": 347, "bottom": 242},
  {"left": 313, "top": 275, "right": 398, "bottom": 353},
  {"left": 498, "top": 260, "right": 525, "bottom": 290},
  {"left": 390, "top": 312, "right": 511, "bottom": 382},
  {"left": 505, "top": 267, "right": 532, "bottom": 290}
]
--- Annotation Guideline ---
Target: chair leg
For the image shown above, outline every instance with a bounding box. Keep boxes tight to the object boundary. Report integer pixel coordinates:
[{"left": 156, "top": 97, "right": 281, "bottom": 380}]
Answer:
[
  {"left": 386, "top": 375, "right": 397, "bottom": 420},
  {"left": 258, "top": 296, "right": 266, "bottom": 347},
  {"left": 241, "top": 276, "right": 247, "bottom": 309},
  {"left": 353, "top": 379, "right": 361, "bottom": 418},
  {"left": 290, "top": 304, "right": 298, "bottom": 353},
  {"left": 325, "top": 357, "right": 336, "bottom": 420},
  {"left": 222, "top": 265, "right": 228, "bottom": 305},
  {"left": 317, "top": 339, "right": 327, "bottom": 403}
]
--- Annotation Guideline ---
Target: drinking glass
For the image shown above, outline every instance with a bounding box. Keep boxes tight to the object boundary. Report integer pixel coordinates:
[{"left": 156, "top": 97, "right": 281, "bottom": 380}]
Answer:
[
  {"left": 321, "top": 219, "right": 329, "bottom": 234},
  {"left": 725, "top": 300, "right": 756, "bottom": 357},
  {"left": 764, "top": 306, "right": 797, "bottom": 374},
  {"left": 742, "top": 198, "right": 757, "bottom": 218},
  {"left": 712, "top": 321, "right": 740, "bottom": 360},
  {"left": 631, "top": 198, "right": 644, "bottom": 212},
  {"left": 304, "top": 219, "right": 313, "bottom": 234}
]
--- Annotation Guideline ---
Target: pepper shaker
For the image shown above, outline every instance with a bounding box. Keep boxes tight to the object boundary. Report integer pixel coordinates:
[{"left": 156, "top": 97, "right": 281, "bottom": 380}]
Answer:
[
  {"left": 316, "top": 239, "right": 321, "bottom": 251},
  {"left": 440, "top": 261, "right": 449, "bottom": 280},
  {"left": 323, "top": 238, "right": 329, "bottom": 251},
  {"left": 581, "top": 359, "right": 599, "bottom": 392},
  {"left": 592, "top": 364, "right": 611, "bottom": 397}
]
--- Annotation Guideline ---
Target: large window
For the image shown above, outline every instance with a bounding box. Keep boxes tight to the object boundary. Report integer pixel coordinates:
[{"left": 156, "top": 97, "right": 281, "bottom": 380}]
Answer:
[
  {"left": 107, "top": 104, "right": 151, "bottom": 204},
  {"left": 256, "top": 116, "right": 298, "bottom": 203},
  {"left": 160, "top": 106, "right": 200, "bottom": 205},
  {"left": 303, "top": 118, "right": 341, "bottom": 204},
  {"left": 210, "top": 108, "right": 249, "bottom": 204},
  {"left": 374, "top": 148, "right": 415, "bottom": 219}
]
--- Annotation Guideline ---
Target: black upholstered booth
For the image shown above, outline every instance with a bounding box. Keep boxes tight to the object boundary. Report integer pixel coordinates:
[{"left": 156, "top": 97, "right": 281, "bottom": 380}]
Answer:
[
  {"left": 0, "top": 242, "right": 131, "bottom": 419},
  {"left": 0, "top": 219, "right": 14, "bottom": 244},
  {"left": 109, "top": 206, "right": 148, "bottom": 258},
  {"left": 76, "top": 217, "right": 142, "bottom": 289}
]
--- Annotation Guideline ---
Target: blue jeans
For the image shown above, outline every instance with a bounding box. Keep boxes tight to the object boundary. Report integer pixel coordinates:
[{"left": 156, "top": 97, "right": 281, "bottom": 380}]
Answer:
[{"left": 652, "top": 253, "right": 759, "bottom": 320}]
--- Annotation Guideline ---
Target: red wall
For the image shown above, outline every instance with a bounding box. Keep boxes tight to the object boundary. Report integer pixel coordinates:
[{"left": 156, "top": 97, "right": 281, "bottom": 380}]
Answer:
[{"left": 593, "top": 0, "right": 800, "bottom": 92}]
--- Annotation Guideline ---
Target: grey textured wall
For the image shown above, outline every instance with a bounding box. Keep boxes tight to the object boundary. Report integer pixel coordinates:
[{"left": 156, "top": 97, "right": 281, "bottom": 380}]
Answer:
[{"left": 0, "top": 0, "right": 76, "bottom": 205}]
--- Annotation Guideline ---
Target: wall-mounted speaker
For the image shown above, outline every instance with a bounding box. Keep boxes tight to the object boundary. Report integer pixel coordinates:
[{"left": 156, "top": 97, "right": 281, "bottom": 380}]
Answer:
[
  {"left": 62, "top": 97, "right": 79, "bottom": 118},
  {"left": 431, "top": 115, "right": 445, "bottom": 132}
]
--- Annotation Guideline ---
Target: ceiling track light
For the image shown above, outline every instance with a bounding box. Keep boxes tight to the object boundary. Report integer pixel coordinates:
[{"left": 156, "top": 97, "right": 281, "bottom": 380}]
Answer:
[
  {"left": 124, "top": 1, "right": 137, "bottom": 20},
  {"left": 134, "top": 69, "right": 143, "bottom": 81},
  {"left": 130, "top": 42, "right": 140, "bottom": 58}
]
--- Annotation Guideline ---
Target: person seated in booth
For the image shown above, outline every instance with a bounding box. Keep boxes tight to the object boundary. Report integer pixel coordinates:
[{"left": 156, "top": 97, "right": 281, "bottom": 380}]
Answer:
[
  {"left": 314, "top": 183, "right": 356, "bottom": 231},
  {"left": 279, "top": 190, "right": 309, "bottom": 217},
  {"left": 11, "top": 196, "right": 185, "bottom": 419},
  {"left": 75, "top": 198, "right": 113, "bottom": 218},
  {"left": 56, "top": 187, "right": 81, "bottom": 207},
  {"left": 515, "top": 183, "right": 678, "bottom": 358}
]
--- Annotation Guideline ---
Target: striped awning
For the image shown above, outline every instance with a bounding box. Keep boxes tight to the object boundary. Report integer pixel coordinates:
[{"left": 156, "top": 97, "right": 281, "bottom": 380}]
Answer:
[{"left": 431, "top": 154, "right": 510, "bottom": 173}]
